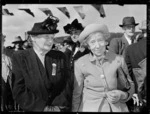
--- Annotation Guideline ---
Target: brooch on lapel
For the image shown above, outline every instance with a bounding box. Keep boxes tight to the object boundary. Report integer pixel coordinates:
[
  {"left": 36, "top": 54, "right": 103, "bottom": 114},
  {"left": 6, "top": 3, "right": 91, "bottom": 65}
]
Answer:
[{"left": 52, "top": 63, "right": 57, "bottom": 76}]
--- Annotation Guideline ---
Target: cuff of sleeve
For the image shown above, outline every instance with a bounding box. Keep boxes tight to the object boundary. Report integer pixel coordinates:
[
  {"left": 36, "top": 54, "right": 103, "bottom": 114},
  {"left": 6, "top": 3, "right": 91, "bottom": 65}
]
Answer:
[{"left": 120, "top": 92, "right": 130, "bottom": 103}]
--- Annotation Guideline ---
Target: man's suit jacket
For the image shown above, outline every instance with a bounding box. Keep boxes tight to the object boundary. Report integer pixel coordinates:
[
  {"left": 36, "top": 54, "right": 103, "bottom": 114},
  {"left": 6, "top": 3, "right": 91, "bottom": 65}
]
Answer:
[
  {"left": 109, "top": 35, "right": 130, "bottom": 57},
  {"left": 125, "top": 38, "right": 146, "bottom": 93},
  {"left": 11, "top": 48, "right": 71, "bottom": 111}
]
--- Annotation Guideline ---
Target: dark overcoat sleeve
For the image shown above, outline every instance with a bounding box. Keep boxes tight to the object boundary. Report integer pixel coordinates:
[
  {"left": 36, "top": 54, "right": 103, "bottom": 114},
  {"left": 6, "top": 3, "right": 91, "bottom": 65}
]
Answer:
[
  {"left": 11, "top": 51, "right": 46, "bottom": 111},
  {"left": 119, "top": 57, "right": 135, "bottom": 102},
  {"left": 125, "top": 46, "right": 138, "bottom": 93},
  {"left": 109, "top": 38, "right": 119, "bottom": 54}
]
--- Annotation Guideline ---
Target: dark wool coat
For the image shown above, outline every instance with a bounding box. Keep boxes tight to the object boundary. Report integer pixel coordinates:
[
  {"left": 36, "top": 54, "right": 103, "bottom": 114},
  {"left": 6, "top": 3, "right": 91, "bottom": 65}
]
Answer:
[
  {"left": 109, "top": 35, "right": 130, "bottom": 57},
  {"left": 125, "top": 38, "right": 146, "bottom": 93},
  {"left": 11, "top": 48, "right": 72, "bottom": 111}
]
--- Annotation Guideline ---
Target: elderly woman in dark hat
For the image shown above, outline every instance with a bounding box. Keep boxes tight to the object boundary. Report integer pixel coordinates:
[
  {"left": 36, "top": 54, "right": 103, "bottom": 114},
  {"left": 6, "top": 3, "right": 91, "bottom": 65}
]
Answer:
[
  {"left": 72, "top": 23, "right": 135, "bottom": 112},
  {"left": 63, "top": 19, "right": 90, "bottom": 61},
  {"left": 63, "top": 20, "right": 91, "bottom": 109},
  {"left": 11, "top": 16, "right": 71, "bottom": 112}
]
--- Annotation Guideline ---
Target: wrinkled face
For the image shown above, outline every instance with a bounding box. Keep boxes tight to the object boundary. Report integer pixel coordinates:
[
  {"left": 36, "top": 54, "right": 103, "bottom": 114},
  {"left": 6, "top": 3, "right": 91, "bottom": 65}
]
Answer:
[
  {"left": 123, "top": 25, "right": 135, "bottom": 37},
  {"left": 70, "top": 30, "right": 81, "bottom": 42},
  {"left": 87, "top": 32, "right": 107, "bottom": 57},
  {"left": 32, "top": 34, "right": 55, "bottom": 52}
]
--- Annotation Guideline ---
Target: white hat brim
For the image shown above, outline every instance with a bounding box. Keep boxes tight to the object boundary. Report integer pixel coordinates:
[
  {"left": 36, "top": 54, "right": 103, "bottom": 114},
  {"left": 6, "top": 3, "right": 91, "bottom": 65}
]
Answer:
[{"left": 78, "top": 24, "right": 110, "bottom": 43}]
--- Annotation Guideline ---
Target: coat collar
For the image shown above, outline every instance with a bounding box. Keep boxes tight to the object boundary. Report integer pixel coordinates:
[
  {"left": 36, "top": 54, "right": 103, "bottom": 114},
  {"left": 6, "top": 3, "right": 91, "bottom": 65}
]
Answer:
[
  {"left": 121, "top": 35, "right": 129, "bottom": 45},
  {"left": 27, "top": 48, "right": 49, "bottom": 99},
  {"left": 89, "top": 51, "right": 117, "bottom": 64},
  {"left": 89, "top": 51, "right": 109, "bottom": 62}
]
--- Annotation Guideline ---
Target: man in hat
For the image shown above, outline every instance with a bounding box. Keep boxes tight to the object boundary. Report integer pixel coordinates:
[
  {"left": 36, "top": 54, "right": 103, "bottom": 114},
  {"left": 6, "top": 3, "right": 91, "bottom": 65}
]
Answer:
[
  {"left": 109, "top": 16, "right": 139, "bottom": 57},
  {"left": 135, "top": 20, "right": 147, "bottom": 42},
  {"left": 1, "top": 34, "right": 14, "bottom": 111},
  {"left": 125, "top": 20, "right": 147, "bottom": 112},
  {"left": 109, "top": 16, "right": 139, "bottom": 112},
  {"left": 12, "top": 36, "right": 26, "bottom": 51},
  {"left": 11, "top": 16, "right": 71, "bottom": 111}
]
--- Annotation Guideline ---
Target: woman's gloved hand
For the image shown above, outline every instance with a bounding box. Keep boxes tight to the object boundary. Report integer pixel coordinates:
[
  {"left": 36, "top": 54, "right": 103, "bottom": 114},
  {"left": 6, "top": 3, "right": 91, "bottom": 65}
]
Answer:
[{"left": 106, "top": 90, "right": 128, "bottom": 104}]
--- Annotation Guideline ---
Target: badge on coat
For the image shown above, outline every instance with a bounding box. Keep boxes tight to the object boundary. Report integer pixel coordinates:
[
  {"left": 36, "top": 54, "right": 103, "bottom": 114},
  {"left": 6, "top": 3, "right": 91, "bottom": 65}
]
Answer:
[{"left": 52, "top": 63, "right": 57, "bottom": 76}]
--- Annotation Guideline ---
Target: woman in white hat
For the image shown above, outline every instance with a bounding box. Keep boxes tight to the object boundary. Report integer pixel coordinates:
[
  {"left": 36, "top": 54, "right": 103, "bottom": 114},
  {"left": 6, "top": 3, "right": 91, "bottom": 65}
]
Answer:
[{"left": 72, "top": 24, "right": 135, "bottom": 112}]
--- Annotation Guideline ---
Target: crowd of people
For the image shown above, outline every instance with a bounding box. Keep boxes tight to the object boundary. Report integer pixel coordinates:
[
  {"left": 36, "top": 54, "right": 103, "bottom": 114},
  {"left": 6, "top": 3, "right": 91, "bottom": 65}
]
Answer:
[{"left": 1, "top": 15, "right": 147, "bottom": 112}]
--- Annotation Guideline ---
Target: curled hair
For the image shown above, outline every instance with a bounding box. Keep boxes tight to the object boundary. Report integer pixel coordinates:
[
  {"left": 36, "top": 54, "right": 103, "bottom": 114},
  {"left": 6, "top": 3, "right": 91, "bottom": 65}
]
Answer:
[{"left": 80, "top": 31, "right": 106, "bottom": 48}]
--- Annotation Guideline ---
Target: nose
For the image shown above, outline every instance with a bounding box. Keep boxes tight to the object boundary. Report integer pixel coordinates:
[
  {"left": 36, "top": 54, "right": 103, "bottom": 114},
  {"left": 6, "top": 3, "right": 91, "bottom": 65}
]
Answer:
[
  {"left": 130, "top": 27, "right": 134, "bottom": 30},
  {"left": 71, "top": 34, "right": 75, "bottom": 38},
  {"left": 95, "top": 41, "right": 100, "bottom": 48},
  {"left": 47, "top": 38, "right": 54, "bottom": 44},
  {"left": 130, "top": 26, "right": 135, "bottom": 31}
]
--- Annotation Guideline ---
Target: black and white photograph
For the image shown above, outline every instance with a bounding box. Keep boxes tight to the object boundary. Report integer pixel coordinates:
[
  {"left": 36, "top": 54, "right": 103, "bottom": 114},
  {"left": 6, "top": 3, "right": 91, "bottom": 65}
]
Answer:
[{"left": 1, "top": 3, "right": 148, "bottom": 112}]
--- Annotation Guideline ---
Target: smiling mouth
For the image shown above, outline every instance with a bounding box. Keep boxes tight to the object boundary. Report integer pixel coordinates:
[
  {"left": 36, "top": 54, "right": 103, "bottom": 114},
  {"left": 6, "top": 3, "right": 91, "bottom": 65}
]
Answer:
[
  {"left": 47, "top": 44, "right": 52, "bottom": 47},
  {"left": 95, "top": 50, "right": 101, "bottom": 52}
]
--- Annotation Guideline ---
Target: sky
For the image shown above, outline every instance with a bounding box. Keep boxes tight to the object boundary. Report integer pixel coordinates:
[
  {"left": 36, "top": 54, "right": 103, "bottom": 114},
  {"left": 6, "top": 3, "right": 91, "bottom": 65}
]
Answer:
[{"left": 2, "top": 4, "right": 146, "bottom": 46}]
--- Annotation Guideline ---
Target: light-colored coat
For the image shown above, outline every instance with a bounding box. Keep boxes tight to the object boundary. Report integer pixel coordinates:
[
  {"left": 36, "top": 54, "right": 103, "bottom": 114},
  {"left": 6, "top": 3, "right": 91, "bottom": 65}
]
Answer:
[{"left": 72, "top": 51, "right": 134, "bottom": 112}]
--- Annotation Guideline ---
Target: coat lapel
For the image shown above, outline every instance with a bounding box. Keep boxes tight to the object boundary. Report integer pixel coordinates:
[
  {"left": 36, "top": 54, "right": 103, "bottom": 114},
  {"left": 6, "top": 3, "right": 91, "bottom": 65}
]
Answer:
[
  {"left": 119, "top": 35, "right": 129, "bottom": 55},
  {"left": 121, "top": 35, "right": 129, "bottom": 46},
  {"left": 27, "top": 48, "right": 49, "bottom": 100}
]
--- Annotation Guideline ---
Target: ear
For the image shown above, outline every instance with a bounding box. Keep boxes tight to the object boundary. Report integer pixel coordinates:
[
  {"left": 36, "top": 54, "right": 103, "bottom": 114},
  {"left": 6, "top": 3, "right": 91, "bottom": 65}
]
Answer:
[
  {"left": 87, "top": 44, "right": 91, "bottom": 50},
  {"left": 30, "top": 35, "right": 35, "bottom": 42}
]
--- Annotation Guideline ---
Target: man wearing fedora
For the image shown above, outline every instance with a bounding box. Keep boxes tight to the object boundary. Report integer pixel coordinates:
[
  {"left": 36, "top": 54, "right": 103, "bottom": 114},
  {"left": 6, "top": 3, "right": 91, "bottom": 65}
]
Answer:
[
  {"left": 109, "top": 16, "right": 139, "bottom": 57},
  {"left": 12, "top": 36, "right": 26, "bottom": 51},
  {"left": 125, "top": 20, "right": 147, "bottom": 112},
  {"left": 108, "top": 16, "right": 139, "bottom": 112},
  {"left": 11, "top": 16, "right": 71, "bottom": 111},
  {"left": 135, "top": 20, "right": 147, "bottom": 42},
  {"left": 3, "top": 36, "right": 25, "bottom": 59}
]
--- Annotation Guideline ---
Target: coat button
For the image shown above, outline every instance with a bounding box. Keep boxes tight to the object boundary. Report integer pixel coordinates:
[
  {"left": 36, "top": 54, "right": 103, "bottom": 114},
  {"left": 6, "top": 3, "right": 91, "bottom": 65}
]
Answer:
[{"left": 101, "top": 74, "right": 105, "bottom": 78}]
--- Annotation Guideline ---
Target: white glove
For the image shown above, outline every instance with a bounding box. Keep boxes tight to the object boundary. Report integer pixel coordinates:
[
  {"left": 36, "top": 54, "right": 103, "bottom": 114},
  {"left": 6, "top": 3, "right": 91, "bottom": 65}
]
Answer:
[
  {"left": 43, "top": 106, "right": 60, "bottom": 112},
  {"left": 132, "top": 93, "right": 142, "bottom": 106},
  {"left": 106, "top": 90, "right": 128, "bottom": 104}
]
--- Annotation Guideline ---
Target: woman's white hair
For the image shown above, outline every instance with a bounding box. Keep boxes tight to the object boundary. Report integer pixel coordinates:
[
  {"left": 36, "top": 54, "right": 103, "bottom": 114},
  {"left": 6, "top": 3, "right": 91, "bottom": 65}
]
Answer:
[{"left": 80, "top": 31, "right": 106, "bottom": 48}]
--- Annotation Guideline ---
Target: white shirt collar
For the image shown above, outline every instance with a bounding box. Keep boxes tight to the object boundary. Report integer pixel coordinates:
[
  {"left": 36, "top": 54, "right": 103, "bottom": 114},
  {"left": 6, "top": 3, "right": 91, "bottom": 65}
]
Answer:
[
  {"left": 73, "top": 47, "right": 79, "bottom": 56},
  {"left": 33, "top": 48, "right": 45, "bottom": 67},
  {"left": 124, "top": 33, "right": 132, "bottom": 45}
]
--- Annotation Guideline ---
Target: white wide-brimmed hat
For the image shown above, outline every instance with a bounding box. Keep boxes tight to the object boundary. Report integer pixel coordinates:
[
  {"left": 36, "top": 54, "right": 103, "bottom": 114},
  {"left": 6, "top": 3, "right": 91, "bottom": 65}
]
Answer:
[
  {"left": 78, "top": 24, "right": 110, "bottom": 43},
  {"left": 139, "top": 20, "right": 146, "bottom": 30}
]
